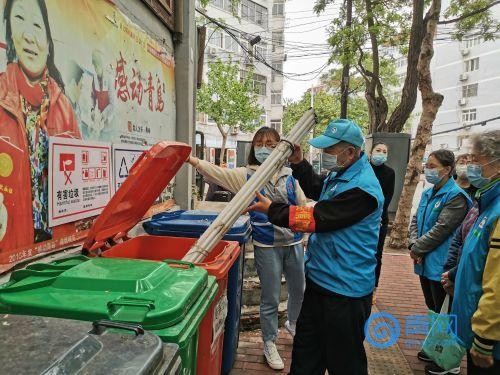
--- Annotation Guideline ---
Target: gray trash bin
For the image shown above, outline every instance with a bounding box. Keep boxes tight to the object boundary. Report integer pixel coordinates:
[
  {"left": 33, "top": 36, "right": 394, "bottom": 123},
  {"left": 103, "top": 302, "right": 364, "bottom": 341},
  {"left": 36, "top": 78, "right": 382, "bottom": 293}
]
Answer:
[{"left": 0, "top": 315, "right": 182, "bottom": 374}]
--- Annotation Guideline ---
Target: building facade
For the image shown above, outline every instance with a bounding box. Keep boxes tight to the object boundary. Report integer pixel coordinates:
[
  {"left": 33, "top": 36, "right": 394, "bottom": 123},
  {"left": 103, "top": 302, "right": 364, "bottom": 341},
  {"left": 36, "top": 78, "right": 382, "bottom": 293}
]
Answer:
[
  {"left": 404, "top": 3, "right": 500, "bottom": 154},
  {"left": 196, "top": 0, "right": 286, "bottom": 159}
]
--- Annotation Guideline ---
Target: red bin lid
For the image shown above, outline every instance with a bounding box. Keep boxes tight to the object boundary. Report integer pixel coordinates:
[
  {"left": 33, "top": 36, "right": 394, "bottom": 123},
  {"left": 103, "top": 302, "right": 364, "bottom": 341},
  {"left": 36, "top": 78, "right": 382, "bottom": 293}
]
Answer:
[{"left": 83, "top": 141, "right": 191, "bottom": 253}]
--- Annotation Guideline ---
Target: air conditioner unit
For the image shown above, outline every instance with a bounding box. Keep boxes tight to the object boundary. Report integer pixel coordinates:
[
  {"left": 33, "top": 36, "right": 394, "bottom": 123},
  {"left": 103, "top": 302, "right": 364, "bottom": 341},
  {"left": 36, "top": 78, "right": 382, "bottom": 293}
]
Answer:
[
  {"left": 459, "top": 73, "right": 468, "bottom": 81},
  {"left": 207, "top": 47, "right": 217, "bottom": 56},
  {"left": 230, "top": 126, "right": 239, "bottom": 135},
  {"left": 458, "top": 98, "right": 467, "bottom": 106},
  {"left": 461, "top": 49, "right": 470, "bottom": 56}
]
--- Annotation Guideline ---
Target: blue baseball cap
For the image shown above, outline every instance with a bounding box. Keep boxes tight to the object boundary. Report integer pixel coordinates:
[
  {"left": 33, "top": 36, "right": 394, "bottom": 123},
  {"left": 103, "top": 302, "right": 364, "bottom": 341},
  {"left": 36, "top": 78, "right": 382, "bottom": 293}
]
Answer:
[{"left": 309, "top": 119, "right": 365, "bottom": 149}]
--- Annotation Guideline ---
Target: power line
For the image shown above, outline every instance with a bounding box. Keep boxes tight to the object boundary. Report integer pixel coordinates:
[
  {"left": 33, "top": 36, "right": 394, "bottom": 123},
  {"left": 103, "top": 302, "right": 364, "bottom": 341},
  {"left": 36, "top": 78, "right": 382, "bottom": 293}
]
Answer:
[
  {"left": 197, "top": 8, "right": 330, "bottom": 81},
  {"left": 432, "top": 115, "right": 500, "bottom": 136}
]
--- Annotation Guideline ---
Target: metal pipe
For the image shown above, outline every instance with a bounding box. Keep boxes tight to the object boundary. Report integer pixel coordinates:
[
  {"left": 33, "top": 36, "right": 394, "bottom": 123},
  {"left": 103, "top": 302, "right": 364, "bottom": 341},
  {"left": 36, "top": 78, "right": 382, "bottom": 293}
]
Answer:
[{"left": 184, "top": 109, "right": 316, "bottom": 263}]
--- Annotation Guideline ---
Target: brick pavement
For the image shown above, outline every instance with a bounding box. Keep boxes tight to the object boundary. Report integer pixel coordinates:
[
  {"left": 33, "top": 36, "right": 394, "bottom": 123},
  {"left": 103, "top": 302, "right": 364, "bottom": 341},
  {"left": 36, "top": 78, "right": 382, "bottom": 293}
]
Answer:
[{"left": 232, "top": 252, "right": 468, "bottom": 374}]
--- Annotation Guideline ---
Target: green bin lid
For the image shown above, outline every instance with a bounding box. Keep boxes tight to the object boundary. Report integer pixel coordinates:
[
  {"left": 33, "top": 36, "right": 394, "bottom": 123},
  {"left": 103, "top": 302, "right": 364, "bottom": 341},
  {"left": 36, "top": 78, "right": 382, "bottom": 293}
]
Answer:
[{"left": 0, "top": 256, "right": 208, "bottom": 330}]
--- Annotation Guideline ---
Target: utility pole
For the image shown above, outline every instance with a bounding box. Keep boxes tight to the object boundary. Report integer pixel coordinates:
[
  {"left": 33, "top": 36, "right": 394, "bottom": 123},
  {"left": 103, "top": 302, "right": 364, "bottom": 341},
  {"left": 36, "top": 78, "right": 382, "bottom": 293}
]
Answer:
[{"left": 340, "top": 0, "right": 352, "bottom": 118}]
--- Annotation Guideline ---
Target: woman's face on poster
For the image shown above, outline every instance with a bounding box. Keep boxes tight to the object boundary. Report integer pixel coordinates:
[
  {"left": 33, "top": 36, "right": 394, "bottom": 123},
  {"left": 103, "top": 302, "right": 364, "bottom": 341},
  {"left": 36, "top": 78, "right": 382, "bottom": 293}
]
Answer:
[{"left": 10, "top": 0, "right": 49, "bottom": 79}]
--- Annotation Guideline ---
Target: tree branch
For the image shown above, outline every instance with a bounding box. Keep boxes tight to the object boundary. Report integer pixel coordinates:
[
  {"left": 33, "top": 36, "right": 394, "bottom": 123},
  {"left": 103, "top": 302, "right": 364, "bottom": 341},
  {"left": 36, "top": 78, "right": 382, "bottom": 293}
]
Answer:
[{"left": 438, "top": 0, "right": 500, "bottom": 25}]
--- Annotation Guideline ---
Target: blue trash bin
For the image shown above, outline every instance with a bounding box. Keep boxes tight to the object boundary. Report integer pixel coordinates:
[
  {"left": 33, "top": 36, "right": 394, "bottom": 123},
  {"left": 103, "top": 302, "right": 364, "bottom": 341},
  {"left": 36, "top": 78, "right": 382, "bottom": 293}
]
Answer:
[{"left": 143, "top": 210, "right": 251, "bottom": 375}]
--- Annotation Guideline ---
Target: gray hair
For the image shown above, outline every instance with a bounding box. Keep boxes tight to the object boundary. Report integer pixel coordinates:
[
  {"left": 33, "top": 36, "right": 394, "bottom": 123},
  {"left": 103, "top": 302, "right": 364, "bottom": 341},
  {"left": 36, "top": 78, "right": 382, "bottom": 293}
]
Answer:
[{"left": 470, "top": 130, "right": 500, "bottom": 160}]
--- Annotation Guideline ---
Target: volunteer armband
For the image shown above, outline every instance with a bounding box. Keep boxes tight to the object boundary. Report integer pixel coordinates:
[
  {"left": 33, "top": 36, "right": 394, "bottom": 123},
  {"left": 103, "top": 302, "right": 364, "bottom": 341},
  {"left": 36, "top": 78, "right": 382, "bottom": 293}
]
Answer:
[{"left": 289, "top": 206, "right": 316, "bottom": 233}]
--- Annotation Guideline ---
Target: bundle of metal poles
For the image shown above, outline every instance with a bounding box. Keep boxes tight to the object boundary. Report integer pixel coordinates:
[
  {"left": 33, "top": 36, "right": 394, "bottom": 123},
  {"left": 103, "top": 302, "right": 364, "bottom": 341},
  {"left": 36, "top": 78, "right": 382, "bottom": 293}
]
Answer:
[{"left": 183, "top": 109, "right": 316, "bottom": 263}]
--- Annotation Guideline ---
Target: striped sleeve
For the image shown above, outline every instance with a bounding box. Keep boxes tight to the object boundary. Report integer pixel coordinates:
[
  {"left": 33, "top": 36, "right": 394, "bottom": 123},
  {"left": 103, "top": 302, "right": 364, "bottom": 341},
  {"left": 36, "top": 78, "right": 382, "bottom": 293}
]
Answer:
[{"left": 471, "top": 218, "right": 500, "bottom": 356}]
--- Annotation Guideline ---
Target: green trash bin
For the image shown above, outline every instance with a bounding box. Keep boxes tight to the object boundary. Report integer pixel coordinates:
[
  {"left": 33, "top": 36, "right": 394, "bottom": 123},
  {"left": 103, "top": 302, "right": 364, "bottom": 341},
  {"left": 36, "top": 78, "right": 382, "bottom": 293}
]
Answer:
[{"left": 0, "top": 256, "right": 218, "bottom": 375}]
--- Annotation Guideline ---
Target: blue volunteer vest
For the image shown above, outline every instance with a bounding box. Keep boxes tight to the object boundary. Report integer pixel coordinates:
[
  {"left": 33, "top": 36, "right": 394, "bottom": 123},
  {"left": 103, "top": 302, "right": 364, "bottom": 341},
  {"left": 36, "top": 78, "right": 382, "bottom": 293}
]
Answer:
[
  {"left": 415, "top": 178, "right": 472, "bottom": 281},
  {"left": 452, "top": 180, "right": 500, "bottom": 359},
  {"left": 247, "top": 167, "right": 303, "bottom": 246},
  {"left": 305, "top": 153, "right": 384, "bottom": 297}
]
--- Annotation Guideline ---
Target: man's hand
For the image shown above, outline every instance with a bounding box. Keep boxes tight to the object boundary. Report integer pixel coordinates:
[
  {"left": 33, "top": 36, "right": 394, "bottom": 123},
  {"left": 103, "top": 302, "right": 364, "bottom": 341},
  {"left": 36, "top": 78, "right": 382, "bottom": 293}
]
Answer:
[
  {"left": 246, "top": 192, "right": 272, "bottom": 215},
  {"left": 410, "top": 251, "right": 423, "bottom": 264},
  {"left": 470, "top": 347, "right": 494, "bottom": 368},
  {"left": 441, "top": 271, "right": 454, "bottom": 295},
  {"left": 288, "top": 144, "right": 304, "bottom": 164}
]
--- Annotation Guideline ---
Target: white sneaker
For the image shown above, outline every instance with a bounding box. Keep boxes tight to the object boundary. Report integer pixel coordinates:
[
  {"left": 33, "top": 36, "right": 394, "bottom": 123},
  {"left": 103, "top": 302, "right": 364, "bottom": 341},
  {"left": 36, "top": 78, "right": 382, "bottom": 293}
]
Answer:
[
  {"left": 263, "top": 340, "right": 284, "bottom": 370},
  {"left": 284, "top": 320, "right": 296, "bottom": 337}
]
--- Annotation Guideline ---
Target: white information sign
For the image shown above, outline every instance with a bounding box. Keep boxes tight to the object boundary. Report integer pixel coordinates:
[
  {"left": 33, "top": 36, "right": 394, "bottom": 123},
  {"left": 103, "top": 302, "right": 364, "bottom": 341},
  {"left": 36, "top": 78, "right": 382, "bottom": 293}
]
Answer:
[
  {"left": 49, "top": 137, "right": 112, "bottom": 226},
  {"left": 112, "top": 145, "right": 148, "bottom": 194}
]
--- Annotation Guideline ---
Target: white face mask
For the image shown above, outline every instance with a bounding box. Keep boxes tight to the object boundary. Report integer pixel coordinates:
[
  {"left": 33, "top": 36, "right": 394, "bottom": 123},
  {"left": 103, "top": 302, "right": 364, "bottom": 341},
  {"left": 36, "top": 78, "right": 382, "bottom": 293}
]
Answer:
[
  {"left": 455, "top": 165, "right": 468, "bottom": 179},
  {"left": 322, "top": 148, "right": 350, "bottom": 172}
]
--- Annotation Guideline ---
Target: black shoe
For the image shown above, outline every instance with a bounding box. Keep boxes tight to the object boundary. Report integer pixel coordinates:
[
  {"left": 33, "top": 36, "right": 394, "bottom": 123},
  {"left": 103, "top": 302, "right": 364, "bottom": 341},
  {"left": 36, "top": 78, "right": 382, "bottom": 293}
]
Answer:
[
  {"left": 418, "top": 350, "right": 433, "bottom": 362},
  {"left": 425, "top": 362, "right": 460, "bottom": 374}
]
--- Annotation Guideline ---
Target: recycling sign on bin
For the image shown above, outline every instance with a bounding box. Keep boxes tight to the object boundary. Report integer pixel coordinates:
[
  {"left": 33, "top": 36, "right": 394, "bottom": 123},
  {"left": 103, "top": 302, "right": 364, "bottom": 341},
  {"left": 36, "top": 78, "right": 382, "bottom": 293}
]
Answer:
[{"left": 112, "top": 145, "right": 148, "bottom": 194}]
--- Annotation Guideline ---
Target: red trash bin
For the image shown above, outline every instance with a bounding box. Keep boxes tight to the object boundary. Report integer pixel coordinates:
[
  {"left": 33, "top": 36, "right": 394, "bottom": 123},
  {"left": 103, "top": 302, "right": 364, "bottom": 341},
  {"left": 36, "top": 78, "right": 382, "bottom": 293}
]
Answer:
[
  {"left": 103, "top": 235, "right": 240, "bottom": 375},
  {"left": 83, "top": 141, "right": 240, "bottom": 375}
]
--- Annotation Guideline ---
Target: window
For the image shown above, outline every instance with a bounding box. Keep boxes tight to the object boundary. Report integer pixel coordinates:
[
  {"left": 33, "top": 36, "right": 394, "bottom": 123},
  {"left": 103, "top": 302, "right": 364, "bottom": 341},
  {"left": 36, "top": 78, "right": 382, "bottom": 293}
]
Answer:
[
  {"left": 211, "top": 0, "right": 224, "bottom": 8},
  {"left": 397, "top": 73, "right": 406, "bottom": 86},
  {"left": 272, "top": 31, "right": 284, "bottom": 52},
  {"left": 241, "top": 71, "right": 267, "bottom": 95},
  {"left": 253, "top": 73, "right": 267, "bottom": 95},
  {"left": 271, "top": 120, "right": 282, "bottom": 133},
  {"left": 395, "top": 57, "right": 406, "bottom": 69},
  {"left": 208, "top": 28, "right": 223, "bottom": 48},
  {"left": 223, "top": 0, "right": 237, "bottom": 13},
  {"left": 242, "top": 0, "right": 268, "bottom": 28},
  {"left": 272, "top": 1, "right": 285, "bottom": 17},
  {"left": 271, "top": 90, "right": 282, "bottom": 105},
  {"left": 211, "top": 0, "right": 238, "bottom": 13},
  {"left": 272, "top": 61, "right": 283, "bottom": 73},
  {"left": 462, "top": 83, "right": 478, "bottom": 98},
  {"left": 225, "top": 33, "right": 239, "bottom": 53},
  {"left": 464, "top": 57, "right": 479, "bottom": 72},
  {"left": 463, "top": 36, "right": 481, "bottom": 49},
  {"left": 254, "top": 42, "right": 267, "bottom": 59},
  {"left": 462, "top": 109, "right": 477, "bottom": 123}
]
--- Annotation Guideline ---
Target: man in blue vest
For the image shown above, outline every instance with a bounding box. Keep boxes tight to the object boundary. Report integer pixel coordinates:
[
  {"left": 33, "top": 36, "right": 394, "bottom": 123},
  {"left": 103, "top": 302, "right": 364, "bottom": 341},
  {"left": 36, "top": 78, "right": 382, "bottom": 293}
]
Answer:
[{"left": 249, "top": 119, "right": 384, "bottom": 375}]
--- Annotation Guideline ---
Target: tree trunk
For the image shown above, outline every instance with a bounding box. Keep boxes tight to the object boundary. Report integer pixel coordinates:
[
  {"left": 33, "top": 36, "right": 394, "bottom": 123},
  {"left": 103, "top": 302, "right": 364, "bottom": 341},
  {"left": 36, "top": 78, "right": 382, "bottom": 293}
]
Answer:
[
  {"left": 340, "top": 0, "right": 353, "bottom": 118},
  {"left": 385, "top": 0, "right": 425, "bottom": 133},
  {"left": 217, "top": 123, "right": 228, "bottom": 166},
  {"left": 388, "top": 0, "right": 444, "bottom": 249},
  {"left": 364, "top": 0, "right": 389, "bottom": 134}
]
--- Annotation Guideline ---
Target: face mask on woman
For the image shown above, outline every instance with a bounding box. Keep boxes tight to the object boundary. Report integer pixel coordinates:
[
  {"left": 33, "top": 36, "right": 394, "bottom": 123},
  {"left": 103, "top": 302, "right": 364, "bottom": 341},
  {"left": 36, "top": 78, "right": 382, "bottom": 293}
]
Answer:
[
  {"left": 371, "top": 153, "right": 387, "bottom": 166},
  {"left": 424, "top": 168, "right": 443, "bottom": 185},
  {"left": 254, "top": 147, "right": 273, "bottom": 164},
  {"left": 466, "top": 159, "right": 499, "bottom": 188}
]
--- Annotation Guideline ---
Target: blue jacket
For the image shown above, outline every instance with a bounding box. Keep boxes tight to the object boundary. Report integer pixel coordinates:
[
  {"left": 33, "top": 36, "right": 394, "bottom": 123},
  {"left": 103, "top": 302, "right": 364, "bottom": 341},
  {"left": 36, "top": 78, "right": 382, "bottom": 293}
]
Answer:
[
  {"left": 247, "top": 168, "right": 303, "bottom": 246},
  {"left": 305, "top": 154, "right": 384, "bottom": 297},
  {"left": 414, "top": 178, "right": 471, "bottom": 281},
  {"left": 452, "top": 180, "right": 500, "bottom": 359}
]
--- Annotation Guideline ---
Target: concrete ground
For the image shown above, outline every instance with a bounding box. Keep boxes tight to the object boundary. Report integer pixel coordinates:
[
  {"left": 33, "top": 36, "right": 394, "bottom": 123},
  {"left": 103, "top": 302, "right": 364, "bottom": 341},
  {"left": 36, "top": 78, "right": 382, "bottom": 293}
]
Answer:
[{"left": 231, "top": 251, "right": 467, "bottom": 374}]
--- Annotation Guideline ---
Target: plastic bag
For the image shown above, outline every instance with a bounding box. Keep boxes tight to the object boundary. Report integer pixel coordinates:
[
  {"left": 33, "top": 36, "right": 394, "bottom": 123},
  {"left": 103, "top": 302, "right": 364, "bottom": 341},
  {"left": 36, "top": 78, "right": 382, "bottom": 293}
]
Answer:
[{"left": 422, "top": 296, "right": 466, "bottom": 370}]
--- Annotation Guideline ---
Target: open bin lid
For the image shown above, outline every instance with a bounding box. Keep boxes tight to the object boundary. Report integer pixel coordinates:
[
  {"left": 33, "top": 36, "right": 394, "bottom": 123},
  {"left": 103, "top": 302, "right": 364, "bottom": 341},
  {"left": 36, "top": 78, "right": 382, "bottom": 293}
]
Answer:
[
  {"left": 83, "top": 141, "right": 191, "bottom": 253},
  {"left": 145, "top": 210, "right": 251, "bottom": 237}
]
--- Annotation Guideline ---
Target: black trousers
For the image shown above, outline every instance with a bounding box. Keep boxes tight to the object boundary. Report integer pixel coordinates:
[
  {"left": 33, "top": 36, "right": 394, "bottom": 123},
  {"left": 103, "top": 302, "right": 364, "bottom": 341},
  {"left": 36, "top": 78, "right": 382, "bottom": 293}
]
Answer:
[
  {"left": 375, "top": 223, "right": 388, "bottom": 287},
  {"left": 290, "top": 280, "right": 372, "bottom": 375},
  {"left": 467, "top": 351, "right": 500, "bottom": 375},
  {"left": 419, "top": 276, "right": 447, "bottom": 312}
]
